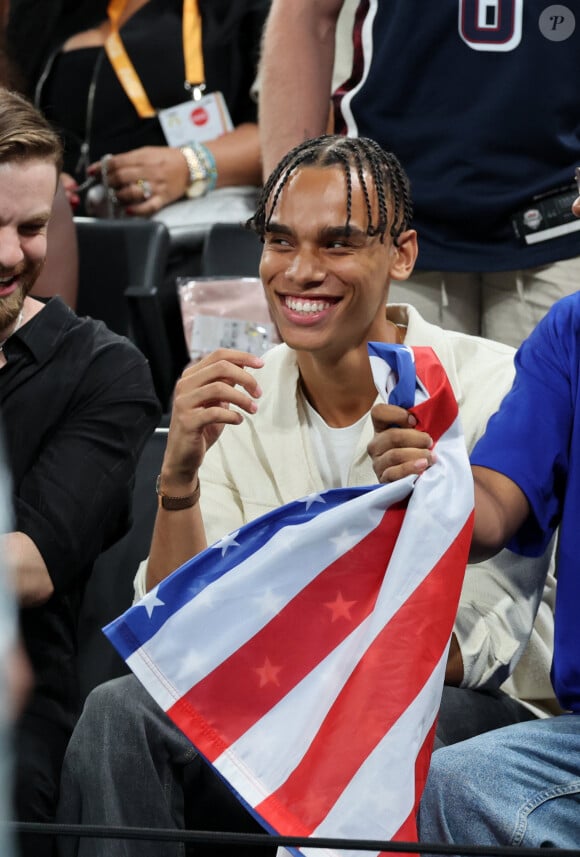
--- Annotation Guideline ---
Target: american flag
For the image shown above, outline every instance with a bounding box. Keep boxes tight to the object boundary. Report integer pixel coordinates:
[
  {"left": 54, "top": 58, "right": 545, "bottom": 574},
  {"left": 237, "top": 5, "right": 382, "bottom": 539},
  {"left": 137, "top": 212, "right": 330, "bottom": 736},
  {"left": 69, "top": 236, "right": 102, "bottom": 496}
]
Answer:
[{"left": 105, "top": 344, "right": 473, "bottom": 857}]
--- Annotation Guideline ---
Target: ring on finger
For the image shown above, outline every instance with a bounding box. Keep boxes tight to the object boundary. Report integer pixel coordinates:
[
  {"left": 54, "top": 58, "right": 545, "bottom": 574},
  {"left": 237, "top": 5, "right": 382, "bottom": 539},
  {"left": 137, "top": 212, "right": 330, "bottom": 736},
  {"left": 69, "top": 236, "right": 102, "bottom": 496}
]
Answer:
[{"left": 137, "top": 178, "right": 152, "bottom": 200}]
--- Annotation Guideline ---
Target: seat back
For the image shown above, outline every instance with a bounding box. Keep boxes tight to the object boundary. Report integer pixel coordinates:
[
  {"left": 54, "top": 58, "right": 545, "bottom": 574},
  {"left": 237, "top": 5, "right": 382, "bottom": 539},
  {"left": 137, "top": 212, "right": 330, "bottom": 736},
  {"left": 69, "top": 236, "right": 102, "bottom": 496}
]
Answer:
[
  {"left": 74, "top": 217, "right": 174, "bottom": 411},
  {"left": 76, "top": 426, "right": 168, "bottom": 703},
  {"left": 200, "top": 222, "right": 263, "bottom": 277}
]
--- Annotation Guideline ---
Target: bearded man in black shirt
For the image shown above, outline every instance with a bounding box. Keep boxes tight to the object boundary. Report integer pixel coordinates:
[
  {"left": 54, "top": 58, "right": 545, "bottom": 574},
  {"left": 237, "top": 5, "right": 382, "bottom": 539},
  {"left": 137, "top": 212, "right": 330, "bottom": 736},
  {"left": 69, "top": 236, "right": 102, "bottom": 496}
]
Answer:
[{"left": 0, "top": 87, "right": 161, "bottom": 856}]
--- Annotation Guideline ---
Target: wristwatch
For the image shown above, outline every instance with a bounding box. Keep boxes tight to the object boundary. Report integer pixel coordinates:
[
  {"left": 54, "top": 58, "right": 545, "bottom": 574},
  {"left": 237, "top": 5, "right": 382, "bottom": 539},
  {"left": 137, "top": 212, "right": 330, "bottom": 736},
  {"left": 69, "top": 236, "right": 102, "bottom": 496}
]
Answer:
[
  {"left": 180, "top": 145, "right": 211, "bottom": 198},
  {"left": 155, "top": 474, "right": 200, "bottom": 510}
]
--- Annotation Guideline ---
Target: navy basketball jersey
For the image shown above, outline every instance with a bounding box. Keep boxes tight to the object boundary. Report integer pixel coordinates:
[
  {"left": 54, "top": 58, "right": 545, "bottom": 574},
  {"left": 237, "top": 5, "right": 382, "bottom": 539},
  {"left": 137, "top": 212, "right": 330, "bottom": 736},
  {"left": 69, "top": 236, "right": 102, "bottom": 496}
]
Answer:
[{"left": 334, "top": 1, "right": 580, "bottom": 271}]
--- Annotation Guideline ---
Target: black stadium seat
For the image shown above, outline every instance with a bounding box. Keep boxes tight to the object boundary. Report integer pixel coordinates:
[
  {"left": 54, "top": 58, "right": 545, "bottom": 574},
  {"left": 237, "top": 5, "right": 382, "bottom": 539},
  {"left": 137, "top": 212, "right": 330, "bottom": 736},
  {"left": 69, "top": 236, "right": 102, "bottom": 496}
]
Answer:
[{"left": 74, "top": 217, "right": 174, "bottom": 411}]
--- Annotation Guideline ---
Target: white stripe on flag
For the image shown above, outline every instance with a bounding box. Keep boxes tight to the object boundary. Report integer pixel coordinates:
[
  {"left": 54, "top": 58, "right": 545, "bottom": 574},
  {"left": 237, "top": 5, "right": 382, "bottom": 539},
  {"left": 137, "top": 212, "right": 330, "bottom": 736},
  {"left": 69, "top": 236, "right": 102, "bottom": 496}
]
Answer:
[
  {"left": 210, "top": 450, "right": 469, "bottom": 799},
  {"left": 215, "top": 619, "right": 375, "bottom": 804},
  {"left": 312, "top": 650, "right": 448, "bottom": 850},
  {"left": 108, "top": 343, "right": 474, "bottom": 857},
  {"left": 127, "top": 479, "right": 415, "bottom": 707}
]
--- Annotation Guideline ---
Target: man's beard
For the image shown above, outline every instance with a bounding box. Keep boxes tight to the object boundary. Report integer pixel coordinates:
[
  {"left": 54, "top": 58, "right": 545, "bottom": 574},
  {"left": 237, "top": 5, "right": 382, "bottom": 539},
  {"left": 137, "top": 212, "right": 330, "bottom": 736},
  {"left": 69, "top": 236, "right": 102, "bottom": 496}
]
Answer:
[{"left": 0, "top": 264, "right": 41, "bottom": 335}]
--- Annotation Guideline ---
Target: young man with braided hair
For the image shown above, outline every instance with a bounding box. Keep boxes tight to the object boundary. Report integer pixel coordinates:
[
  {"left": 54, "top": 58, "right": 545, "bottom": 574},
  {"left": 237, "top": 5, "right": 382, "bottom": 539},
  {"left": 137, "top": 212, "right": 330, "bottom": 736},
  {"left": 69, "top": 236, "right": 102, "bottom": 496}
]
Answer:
[
  {"left": 57, "top": 135, "right": 556, "bottom": 857},
  {"left": 259, "top": 0, "right": 580, "bottom": 349}
]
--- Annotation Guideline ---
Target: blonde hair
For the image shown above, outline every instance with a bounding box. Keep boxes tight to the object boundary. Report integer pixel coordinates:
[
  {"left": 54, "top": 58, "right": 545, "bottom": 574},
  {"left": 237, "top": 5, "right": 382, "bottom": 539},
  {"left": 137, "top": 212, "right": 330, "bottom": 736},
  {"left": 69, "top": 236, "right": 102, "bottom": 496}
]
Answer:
[{"left": 0, "top": 87, "right": 62, "bottom": 172}]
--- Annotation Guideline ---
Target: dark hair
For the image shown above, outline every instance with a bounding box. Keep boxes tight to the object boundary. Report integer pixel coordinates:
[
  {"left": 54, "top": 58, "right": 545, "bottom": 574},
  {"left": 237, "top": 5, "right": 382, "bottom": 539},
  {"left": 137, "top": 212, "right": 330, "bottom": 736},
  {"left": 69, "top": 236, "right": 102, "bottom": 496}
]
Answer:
[
  {"left": 248, "top": 134, "right": 413, "bottom": 245},
  {"left": 6, "top": 0, "right": 109, "bottom": 92},
  {"left": 0, "top": 87, "right": 62, "bottom": 171}
]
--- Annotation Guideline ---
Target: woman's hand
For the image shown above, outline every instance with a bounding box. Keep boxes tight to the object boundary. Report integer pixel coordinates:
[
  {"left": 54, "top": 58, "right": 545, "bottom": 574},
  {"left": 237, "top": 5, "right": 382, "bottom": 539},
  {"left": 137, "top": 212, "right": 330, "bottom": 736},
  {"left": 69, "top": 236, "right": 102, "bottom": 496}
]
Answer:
[
  {"left": 60, "top": 171, "right": 81, "bottom": 210},
  {"left": 88, "top": 146, "right": 190, "bottom": 216},
  {"left": 159, "top": 349, "right": 264, "bottom": 497},
  {"left": 367, "top": 403, "right": 435, "bottom": 483}
]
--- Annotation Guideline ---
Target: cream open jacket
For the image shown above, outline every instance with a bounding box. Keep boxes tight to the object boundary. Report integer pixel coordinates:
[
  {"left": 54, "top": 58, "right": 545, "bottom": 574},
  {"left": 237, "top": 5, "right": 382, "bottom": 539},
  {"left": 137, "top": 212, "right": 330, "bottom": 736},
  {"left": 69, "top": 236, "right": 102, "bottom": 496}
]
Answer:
[{"left": 135, "top": 305, "right": 558, "bottom": 717}]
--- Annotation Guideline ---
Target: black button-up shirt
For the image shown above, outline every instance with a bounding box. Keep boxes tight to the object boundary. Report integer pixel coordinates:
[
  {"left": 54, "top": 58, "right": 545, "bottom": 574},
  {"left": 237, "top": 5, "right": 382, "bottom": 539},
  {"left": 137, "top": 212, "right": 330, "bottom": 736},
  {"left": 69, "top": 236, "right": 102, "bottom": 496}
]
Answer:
[{"left": 1, "top": 297, "right": 160, "bottom": 730}]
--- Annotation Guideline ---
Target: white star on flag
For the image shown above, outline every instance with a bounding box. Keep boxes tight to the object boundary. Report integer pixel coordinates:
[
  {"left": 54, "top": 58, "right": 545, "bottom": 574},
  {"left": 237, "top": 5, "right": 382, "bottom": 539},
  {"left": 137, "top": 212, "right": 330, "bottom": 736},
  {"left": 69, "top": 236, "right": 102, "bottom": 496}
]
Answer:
[
  {"left": 140, "top": 587, "right": 165, "bottom": 618},
  {"left": 301, "top": 492, "right": 327, "bottom": 510},
  {"left": 253, "top": 588, "right": 286, "bottom": 617},
  {"left": 104, "top": 342, "right": 474, "bottom": 854},
  {"left": 178, "top": 647, "right": 209, "bottom": 676},
  {"left": 329, "top": 529, "right": 359, "bottom": 555},
  {"left": 212, "top": 530, "right": 241, "bottom": 556}
]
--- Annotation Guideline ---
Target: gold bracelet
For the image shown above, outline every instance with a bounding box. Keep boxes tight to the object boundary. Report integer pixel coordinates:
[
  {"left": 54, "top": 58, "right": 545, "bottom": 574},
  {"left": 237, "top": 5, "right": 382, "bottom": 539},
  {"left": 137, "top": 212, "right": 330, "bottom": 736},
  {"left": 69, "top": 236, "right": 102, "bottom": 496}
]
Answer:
[
  {"left": 180, "top": 145, "right": 209, "bottom": 198},
  {"left": 155, "top": 475, "right": 200, "bottom": 510}
]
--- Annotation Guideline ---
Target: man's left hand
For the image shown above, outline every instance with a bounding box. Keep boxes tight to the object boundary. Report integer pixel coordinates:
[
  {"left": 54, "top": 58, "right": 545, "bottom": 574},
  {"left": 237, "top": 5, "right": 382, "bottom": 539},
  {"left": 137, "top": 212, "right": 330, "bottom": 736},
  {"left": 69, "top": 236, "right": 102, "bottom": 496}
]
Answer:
[{"left": 367, "top": 403, "right": 435, "bottom": 483}]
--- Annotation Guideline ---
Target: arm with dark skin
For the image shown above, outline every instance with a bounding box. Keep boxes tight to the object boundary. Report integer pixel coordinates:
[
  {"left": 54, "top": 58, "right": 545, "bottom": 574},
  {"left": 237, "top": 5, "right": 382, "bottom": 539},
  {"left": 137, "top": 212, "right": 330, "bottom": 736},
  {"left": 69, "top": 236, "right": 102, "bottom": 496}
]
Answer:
[
  {"left": 87, "top": 124, "right": 262, "bottom": 218},
  {"left": 368, "top": 402, "right": 529, "bottom": 559},
  {"left": 367, "top": 403, "right": 530, "bottom": 685}
]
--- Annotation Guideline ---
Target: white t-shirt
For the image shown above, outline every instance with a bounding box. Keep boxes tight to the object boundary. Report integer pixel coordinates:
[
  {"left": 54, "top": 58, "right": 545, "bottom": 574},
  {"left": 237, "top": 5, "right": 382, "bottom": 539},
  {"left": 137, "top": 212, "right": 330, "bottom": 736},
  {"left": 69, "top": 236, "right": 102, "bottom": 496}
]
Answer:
[{"left": 301, "top": 394, "right": 368, "bottom": 489}]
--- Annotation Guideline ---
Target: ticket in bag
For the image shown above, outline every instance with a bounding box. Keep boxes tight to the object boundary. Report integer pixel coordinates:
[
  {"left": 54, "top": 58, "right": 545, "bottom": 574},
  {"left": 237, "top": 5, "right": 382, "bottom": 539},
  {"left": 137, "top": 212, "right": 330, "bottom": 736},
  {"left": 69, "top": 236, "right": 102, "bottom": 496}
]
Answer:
[{"left": 178, "top": 277, "right": 280, "bottom": 362}]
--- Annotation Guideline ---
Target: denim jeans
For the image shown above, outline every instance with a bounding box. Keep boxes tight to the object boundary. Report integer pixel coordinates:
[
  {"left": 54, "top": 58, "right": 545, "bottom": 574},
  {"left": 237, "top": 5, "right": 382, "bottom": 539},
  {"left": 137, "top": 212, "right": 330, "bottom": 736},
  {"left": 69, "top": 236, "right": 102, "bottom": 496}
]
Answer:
[
  {"left": 56, "top": 675, "right": 274, "bottom": 857},
  {"left": 56, "top": 673, "right": 539, "bottom": 856},
  {"left": 419, "top": 715, "right": 580, "bottom": 851},
  {"left": 56, "top": 675, "right": 198, "bottom": 857}
]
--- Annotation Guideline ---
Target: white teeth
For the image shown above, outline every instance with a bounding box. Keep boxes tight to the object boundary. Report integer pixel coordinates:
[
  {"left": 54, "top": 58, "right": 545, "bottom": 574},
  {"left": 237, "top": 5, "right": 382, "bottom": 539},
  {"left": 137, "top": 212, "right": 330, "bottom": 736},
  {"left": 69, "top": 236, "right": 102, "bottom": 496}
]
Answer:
[{"left": 284, "top": 296, "right": 331, "bottom": 314}]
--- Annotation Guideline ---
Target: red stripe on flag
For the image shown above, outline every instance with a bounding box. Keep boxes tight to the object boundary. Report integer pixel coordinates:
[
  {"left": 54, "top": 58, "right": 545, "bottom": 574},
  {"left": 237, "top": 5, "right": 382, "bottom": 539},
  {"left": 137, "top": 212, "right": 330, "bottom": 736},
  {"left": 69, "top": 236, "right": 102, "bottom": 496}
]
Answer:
[
  {"left": 381, "top": 715, "right": 439, "bottom": 855},
  {"left": 168, "top": 503, "right": 407, "bottom": 760},
  {"left": 410, "top": 715, "right": 438, "bottom": 825},
  {"left": 410, "top": 349, "right": 458, "bottom": 445},
  {"left": 256, "top": 513, "right": 472, "bottom": 834}
]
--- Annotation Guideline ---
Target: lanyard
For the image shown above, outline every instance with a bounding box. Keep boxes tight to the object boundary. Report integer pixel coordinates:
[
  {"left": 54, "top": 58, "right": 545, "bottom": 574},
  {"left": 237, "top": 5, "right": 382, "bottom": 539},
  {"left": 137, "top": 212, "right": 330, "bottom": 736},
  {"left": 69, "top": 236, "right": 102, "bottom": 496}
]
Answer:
[{"left": 105, "top": 0, "right": 204, "bottom": 119}]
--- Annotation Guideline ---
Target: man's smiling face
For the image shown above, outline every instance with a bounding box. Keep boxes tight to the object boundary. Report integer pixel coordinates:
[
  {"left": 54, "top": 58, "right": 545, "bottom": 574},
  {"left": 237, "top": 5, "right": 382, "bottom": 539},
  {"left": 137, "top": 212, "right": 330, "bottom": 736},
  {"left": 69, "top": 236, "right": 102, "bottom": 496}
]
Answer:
[
  {"left": 0, "top": 158, "right": 56, "bottom": 337},
  {"left": 259, "top": 164, "right": 416, "bottom": 363}
]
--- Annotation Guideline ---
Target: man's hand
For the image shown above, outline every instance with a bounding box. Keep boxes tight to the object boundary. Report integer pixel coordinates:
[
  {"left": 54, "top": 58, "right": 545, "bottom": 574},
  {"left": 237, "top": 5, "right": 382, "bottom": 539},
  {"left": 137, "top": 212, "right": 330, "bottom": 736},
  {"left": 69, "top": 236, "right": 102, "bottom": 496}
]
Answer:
[
  {"left": 2, "top": 532, "right": 54, "bottom": 607},
  {"left": 159, "top": 349, "right": 264, "bottom": 497},
  {"left": 6, "top": 639, "right": 33, "bottom": 718},
  {"left": 367, "top": 403, "right": 435, "bottom": 483},
  {"left": 147, "top": 349, "right": 264, "bottom": 591}
]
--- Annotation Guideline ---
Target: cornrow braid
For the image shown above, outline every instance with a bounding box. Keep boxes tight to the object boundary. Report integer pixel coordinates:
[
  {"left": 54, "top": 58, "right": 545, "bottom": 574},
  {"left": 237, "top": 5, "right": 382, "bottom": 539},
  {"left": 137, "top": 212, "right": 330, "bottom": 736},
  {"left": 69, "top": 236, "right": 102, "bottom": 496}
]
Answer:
[
  {"left": 346, "top": 140, "right": 376, "bottom": 235},
  {"left": 330, "top": 148, "right": 354, "bottom": 234},
  {"left": 248, "top": 134, "right": 413, "bottom": 245}
]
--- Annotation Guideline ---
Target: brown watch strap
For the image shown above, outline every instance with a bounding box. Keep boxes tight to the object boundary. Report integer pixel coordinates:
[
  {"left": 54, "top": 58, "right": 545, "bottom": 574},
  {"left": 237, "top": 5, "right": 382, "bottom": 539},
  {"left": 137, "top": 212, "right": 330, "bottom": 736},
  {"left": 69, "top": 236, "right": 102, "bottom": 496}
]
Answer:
[{"left": 155, "top": 475, "right": 200, "bottom": 510}]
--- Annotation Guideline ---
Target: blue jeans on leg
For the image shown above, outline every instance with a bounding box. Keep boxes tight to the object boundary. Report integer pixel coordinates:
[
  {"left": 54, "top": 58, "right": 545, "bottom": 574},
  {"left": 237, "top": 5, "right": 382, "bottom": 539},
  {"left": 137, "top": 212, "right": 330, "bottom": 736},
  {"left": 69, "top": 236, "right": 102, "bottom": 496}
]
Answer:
[{"left": 419, "top": 714, "right": 580, "bottom": 851}]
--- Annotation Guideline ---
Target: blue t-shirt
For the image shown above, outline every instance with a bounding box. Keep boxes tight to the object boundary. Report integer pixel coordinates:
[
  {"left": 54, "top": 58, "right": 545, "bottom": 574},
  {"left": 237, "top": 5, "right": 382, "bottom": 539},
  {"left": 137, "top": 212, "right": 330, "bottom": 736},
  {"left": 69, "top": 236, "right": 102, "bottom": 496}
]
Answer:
[
  {"left": 471, "top": 293, "right": 580, "bottom": 711},
  {"left": 334, "top": 0, "right": 580, "bottom": 272}
]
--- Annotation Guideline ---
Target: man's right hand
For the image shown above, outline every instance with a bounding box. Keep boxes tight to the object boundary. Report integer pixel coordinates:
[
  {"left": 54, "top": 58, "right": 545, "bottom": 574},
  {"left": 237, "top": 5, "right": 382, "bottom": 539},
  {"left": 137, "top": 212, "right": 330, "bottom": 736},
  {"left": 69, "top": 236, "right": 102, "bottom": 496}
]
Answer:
[{"left": 159, "top": 349, "right": 264, "bottom": 497}]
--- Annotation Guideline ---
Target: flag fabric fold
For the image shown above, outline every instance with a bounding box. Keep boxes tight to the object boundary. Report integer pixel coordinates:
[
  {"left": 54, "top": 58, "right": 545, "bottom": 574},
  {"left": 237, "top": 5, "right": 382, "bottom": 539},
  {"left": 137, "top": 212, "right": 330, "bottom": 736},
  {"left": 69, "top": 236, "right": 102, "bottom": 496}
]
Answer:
[{"left": 104, "top": 344, "right": 474, "bottom": 857}]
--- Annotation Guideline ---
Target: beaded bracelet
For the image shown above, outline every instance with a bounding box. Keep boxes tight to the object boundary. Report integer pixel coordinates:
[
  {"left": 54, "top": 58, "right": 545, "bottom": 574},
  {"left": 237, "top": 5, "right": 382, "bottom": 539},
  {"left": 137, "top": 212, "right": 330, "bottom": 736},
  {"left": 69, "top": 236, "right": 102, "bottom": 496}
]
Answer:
[
  {"left": 196, "top": 142, "right": 218, "bottom": 192},
  {"left": 180, "top": 142, "right": 218, "bottom": 198}
]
